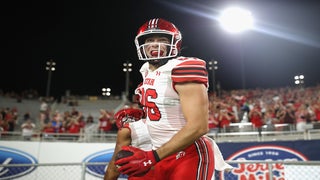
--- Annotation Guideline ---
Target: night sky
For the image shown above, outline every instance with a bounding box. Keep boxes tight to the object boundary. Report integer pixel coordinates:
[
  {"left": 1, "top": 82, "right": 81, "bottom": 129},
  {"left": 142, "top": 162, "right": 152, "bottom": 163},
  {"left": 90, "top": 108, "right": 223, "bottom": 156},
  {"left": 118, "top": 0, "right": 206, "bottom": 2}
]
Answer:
[{"left": 2, "top": 0, "right": 320, "bottom": 98}]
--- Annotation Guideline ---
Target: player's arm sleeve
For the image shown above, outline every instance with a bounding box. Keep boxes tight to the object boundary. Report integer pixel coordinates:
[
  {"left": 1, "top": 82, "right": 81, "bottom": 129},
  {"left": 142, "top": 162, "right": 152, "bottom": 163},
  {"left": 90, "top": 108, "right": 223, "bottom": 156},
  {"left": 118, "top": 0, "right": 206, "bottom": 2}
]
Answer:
[{"left": 171, "top": 58, "right": 208, "bottom": 88}]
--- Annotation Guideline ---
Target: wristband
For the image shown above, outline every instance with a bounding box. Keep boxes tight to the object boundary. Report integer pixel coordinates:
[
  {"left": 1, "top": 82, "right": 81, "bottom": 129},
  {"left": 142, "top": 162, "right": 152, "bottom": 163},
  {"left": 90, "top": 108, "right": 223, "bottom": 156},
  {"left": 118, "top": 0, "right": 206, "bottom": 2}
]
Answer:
[{"left": 152, "top": 150, "right": 160, "bottom": 162}]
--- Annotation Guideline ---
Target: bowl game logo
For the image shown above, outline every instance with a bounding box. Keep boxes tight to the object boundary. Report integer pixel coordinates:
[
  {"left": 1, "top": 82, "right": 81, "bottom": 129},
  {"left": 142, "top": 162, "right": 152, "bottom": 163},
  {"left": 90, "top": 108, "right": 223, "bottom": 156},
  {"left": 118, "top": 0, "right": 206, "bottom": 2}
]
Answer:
[{"left": 221, "top": 145, "right": 308, "bottom": 180}]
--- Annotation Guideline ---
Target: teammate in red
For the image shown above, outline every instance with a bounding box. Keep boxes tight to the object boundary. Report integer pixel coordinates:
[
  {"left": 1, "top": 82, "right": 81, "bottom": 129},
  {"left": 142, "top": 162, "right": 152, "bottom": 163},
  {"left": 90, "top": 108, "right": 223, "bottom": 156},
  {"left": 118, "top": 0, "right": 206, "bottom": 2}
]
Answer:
[
  {"left": 115, "top": 18, "right": 215, "bottom": 179},
  {"left": 104, "top": 107, "right": 154, "bottom": 180}
]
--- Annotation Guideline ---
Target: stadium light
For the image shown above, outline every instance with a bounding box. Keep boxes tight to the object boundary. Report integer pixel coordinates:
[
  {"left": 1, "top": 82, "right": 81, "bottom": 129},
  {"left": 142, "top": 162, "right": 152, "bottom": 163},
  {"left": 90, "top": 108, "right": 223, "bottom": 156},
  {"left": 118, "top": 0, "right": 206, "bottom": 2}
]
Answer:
[
  {"left": 219, "top": 7, "right": 254, "bottom": 89},
  {"left": 123, "top": 61, "right": 132, "bottom": 98},
  {"left": 208, "top": 60, "right": 218, "bottom": 93},
  {"left": 219, "top": 7, "right": 254, "bottom": 34},
  {"left": 294, "top": 74, "right": 304, "bottom": 86},
  {"left": 45, "top": 59, "right": 56, "bottom": 97},
  {"left": 102, "top": 87, "right": 111, "bottom": 96}
]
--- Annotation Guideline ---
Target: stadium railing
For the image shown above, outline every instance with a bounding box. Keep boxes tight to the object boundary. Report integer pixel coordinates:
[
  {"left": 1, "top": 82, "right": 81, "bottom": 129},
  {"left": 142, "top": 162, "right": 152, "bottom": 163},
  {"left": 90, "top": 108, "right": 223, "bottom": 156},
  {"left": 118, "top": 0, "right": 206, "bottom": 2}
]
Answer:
[{"left": 1, "top": 128, "right": 320, "bottom": 143}]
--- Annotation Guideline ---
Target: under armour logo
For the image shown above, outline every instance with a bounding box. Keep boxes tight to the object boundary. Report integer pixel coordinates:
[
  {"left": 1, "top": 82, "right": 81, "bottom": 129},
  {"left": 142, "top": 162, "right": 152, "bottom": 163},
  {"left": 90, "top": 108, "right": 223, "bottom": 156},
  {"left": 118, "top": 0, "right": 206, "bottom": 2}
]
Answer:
[
  {"left": 176, "top": 151, "right": 186, "bottom": 160},
  {"left": 156, "top": 71, "right": 161, "bottom": 76},
  {"left": 143, "top": 160, "right": 152, "bottom": 166}
]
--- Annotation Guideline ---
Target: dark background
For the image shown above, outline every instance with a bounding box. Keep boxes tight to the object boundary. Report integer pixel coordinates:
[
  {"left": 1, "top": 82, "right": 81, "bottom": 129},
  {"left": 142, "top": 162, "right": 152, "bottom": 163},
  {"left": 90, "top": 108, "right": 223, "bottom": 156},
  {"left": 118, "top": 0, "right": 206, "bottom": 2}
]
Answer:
[{"left": 1, "top": 0, "right": 320, "bottom": 98}]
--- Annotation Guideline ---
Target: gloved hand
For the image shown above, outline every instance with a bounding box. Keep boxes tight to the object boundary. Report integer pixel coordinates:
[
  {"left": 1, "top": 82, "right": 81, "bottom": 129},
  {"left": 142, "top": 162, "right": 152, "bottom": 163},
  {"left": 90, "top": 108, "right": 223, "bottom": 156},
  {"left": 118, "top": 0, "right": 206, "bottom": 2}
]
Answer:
[{"left": 115, "top": 146, "right": 160, "bottom": 177}]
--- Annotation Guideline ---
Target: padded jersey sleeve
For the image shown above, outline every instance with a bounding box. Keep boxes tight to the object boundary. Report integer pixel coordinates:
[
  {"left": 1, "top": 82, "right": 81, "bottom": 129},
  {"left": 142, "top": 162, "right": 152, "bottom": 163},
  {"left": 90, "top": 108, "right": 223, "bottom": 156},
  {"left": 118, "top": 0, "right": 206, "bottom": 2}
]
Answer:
[{"left": 171, "top": 57, "right": 208, "bottom": 87}]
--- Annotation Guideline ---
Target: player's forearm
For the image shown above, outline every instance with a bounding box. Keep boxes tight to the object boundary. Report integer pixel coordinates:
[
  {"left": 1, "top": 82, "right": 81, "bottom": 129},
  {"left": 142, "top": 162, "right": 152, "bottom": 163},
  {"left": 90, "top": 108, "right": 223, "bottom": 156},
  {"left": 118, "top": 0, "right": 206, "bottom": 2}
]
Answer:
[
  {"left": 104, "top": 160, "right": 120, "bottom": 180},
  {"left": 155, "top": 121, "right": 208, "bottom": 161},
  {"left": 156, "top": 83, "right": 209, "bottom": 161}
]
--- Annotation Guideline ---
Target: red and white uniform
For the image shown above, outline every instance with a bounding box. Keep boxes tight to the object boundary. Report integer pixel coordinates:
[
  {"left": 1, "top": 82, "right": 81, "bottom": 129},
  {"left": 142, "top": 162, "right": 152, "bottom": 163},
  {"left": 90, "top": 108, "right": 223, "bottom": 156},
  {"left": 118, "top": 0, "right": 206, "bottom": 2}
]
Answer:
[
  {"left": 136, "top": 56, "right": 214, "bottom": 180},
  {"left": 138, "top": 56, "right": 208, "bottom": 148}
]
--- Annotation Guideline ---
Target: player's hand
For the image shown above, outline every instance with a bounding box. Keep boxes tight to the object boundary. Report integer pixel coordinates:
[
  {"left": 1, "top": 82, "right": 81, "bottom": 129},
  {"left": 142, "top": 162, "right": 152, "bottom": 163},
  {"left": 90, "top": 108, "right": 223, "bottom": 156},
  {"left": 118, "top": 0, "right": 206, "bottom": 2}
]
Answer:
[{"left": 115, "top": 146, "right": 159, "bottom": 177}]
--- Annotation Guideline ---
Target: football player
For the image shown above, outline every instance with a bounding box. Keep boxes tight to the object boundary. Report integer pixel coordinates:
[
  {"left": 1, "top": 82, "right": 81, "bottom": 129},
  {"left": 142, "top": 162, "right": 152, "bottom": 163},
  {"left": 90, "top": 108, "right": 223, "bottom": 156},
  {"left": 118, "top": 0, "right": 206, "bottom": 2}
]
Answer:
[{"left": 115, "top": 18, "right": 215, "bottom": 179}]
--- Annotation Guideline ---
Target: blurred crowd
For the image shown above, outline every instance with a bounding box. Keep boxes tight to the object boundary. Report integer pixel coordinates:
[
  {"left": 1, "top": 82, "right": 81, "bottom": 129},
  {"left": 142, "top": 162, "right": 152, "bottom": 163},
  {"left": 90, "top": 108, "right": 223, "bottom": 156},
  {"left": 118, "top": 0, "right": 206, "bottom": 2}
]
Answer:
[
  {"left": 1, "top": 85, "right": 320, "bottom": 140},
  {"left": 208, "top": 85, "right": 320, "bottom": 133},
  {"left": 0, "top": 96, "right": 121, "bottom": 140}
]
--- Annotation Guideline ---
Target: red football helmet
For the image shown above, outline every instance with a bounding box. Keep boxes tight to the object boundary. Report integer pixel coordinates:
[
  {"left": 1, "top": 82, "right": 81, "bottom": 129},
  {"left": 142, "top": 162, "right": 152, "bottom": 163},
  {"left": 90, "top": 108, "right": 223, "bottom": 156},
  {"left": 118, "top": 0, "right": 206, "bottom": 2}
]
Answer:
[
  {"left": 135, "top": 18, "right": 182, "bottom": 61},
  {"left": 114, "top": 108, "right": 145, "bottom": 129}
]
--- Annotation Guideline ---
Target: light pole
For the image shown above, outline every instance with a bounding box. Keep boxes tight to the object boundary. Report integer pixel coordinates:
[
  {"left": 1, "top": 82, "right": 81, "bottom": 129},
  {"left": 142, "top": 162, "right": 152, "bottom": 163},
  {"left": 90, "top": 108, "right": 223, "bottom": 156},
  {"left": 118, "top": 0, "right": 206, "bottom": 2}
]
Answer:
[
  {"left": 219, "top": 7, "right": 253, "bottom": 89},
  {"left": 45, "top": 59, "right": 56, "bottom": 97},
  {"left": 208, "top": 60, "right": 218, "bottom": 93},
  {"left": 123, "top": 61, "right": 132, "bottom": 98}
]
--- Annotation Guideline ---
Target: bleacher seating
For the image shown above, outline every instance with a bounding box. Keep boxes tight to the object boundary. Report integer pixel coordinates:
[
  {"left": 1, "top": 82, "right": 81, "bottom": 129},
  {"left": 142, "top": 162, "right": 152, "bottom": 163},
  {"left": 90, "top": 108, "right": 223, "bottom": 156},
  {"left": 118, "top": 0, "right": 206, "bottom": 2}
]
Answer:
[{"left": 0, "top": 96, "right": 123, "bottom": 132}]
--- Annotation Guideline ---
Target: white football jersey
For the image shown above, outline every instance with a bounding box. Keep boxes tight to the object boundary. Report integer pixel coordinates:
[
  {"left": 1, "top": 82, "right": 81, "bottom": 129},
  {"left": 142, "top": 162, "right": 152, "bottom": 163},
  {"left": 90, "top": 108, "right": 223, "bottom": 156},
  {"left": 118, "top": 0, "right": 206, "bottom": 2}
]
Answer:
[
  {"left": 128, "top": 120, "right": 152, "bottom": 151},
  {"left": 136, "top": 56, "right": 208, "bottom": 149}
]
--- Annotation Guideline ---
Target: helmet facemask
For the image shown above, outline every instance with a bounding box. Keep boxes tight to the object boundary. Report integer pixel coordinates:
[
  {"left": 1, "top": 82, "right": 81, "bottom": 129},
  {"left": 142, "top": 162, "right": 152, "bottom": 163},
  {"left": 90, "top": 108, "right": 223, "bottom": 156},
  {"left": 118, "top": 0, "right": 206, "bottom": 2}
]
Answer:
[
  {"left": 135, "top": 18, "right": 182, "bottom": 61},
  {"left": 136, "top": 32, "right": 179, "bottom": 61}
]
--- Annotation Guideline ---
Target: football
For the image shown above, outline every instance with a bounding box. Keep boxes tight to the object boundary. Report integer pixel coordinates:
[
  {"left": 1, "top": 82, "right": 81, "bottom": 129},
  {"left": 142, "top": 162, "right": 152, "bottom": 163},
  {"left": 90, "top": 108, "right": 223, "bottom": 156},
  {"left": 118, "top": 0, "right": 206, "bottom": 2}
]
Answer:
[{"left": 115, "top": 149, "right": 134, "bottom": 161}]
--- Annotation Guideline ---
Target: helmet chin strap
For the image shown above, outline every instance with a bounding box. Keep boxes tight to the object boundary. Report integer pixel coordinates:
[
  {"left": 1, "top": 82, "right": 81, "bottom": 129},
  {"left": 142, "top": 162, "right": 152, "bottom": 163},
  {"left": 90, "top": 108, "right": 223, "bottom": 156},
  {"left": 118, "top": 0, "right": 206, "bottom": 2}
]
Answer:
[
  {"left": 148, "top": 58, "right": 169, "bottom": 68},
  {"left": 147, "top": 45, "right": 172, "bottom": 67}
]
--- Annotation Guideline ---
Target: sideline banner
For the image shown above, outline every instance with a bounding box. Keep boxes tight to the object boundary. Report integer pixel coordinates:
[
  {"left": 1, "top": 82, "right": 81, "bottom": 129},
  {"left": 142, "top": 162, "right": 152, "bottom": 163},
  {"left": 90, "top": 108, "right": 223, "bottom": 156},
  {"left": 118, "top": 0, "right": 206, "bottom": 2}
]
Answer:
[
  {"left": 1, "top": 140, "right": 320, "bottom": 179},
  {"left": 217, "top": 140, "right": 320, "bottom": 180},
  {"left": 219, "top": 140, "right": 320, "bottom": 161}
]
